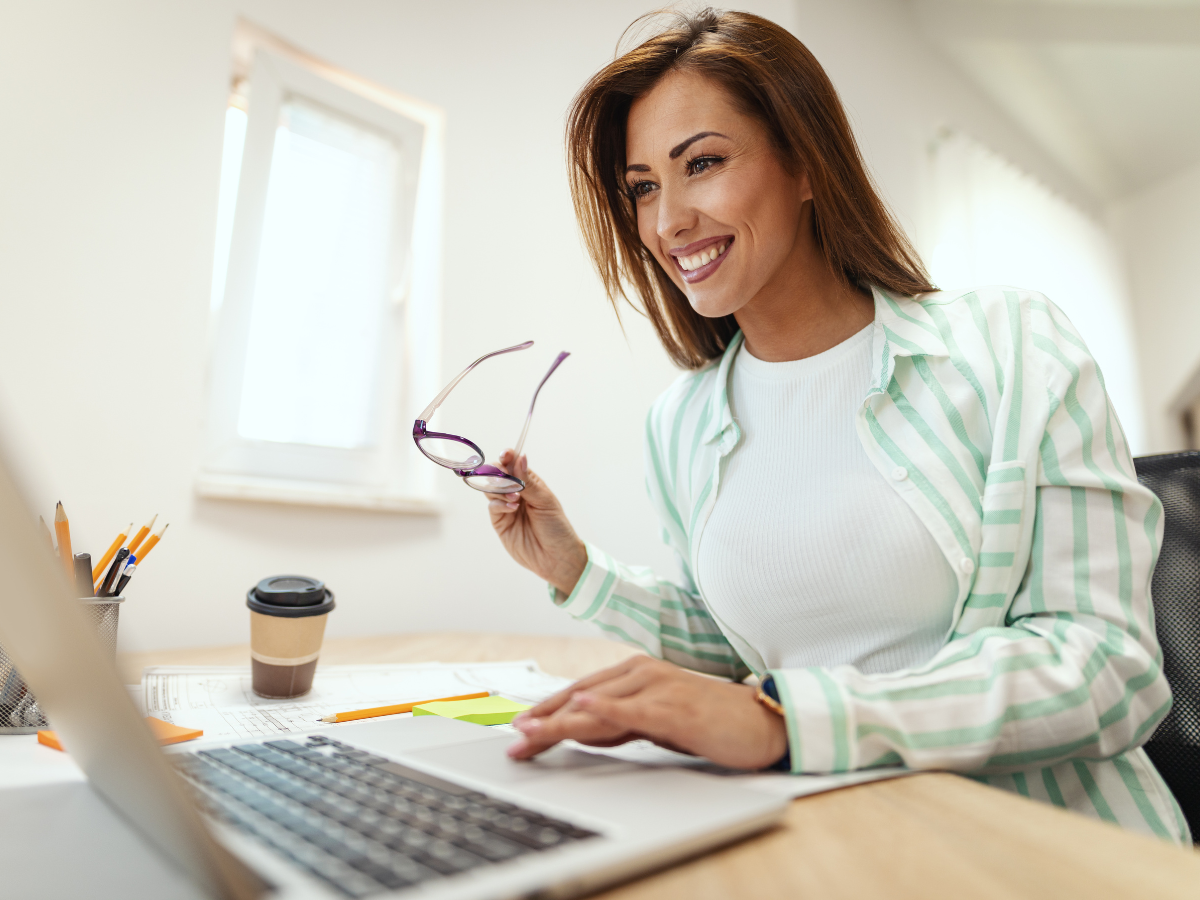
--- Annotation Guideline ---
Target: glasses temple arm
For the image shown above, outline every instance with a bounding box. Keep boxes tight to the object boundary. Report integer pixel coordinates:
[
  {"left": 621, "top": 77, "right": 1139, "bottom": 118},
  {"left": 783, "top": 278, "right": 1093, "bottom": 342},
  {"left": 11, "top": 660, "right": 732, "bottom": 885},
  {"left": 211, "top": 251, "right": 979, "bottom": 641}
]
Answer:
[
  {"left": 417, "top": 341, "right": 534, "bottom": 423},
  {"left": 512, "top": 351, "right": 570, "bottom": 460}
]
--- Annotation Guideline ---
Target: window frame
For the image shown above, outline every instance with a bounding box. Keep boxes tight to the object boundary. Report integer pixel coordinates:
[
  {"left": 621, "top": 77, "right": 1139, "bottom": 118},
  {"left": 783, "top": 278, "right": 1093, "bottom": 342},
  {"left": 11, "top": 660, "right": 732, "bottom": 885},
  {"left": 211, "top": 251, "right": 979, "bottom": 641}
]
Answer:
[{"left": 196, "top": 24, "right": 444, "bottom": 514}]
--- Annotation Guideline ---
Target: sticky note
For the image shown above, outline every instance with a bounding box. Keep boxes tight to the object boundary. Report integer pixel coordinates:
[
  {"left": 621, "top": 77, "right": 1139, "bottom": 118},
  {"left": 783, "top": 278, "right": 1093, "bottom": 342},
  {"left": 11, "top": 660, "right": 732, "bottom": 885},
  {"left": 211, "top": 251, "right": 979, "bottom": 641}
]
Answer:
[
  {"left": 37, "top": 716, "right": 203, "bottom": 752},
  {"left": 413, "top": 695, "right": 530, "bottom": 725}
]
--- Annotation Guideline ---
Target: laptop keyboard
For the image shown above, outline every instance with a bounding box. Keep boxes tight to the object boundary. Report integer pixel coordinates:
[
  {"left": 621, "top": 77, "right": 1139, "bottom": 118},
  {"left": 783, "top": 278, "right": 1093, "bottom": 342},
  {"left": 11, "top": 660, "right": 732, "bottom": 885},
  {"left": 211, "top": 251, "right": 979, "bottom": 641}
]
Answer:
[{"left": 173, "top": 734, "right": 598, "bottom": 898}]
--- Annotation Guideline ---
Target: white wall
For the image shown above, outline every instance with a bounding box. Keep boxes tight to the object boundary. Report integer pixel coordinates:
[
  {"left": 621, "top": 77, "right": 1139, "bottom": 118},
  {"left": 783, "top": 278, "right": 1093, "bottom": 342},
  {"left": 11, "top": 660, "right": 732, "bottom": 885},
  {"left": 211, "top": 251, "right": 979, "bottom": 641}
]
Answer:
[
  {"left": 0, "top": 0, "right": 1077, "bottom": 654},
  {"left": 1111, "top": 158, "right": 1200, "bottom": 453}
]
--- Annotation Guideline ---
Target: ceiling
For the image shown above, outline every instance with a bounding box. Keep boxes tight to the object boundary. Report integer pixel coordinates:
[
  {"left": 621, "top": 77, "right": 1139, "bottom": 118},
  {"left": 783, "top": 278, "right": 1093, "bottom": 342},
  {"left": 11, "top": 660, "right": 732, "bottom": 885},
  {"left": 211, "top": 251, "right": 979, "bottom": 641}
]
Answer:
[{"left": 910, "top": 0, "right": 1200, "bottom": 202}]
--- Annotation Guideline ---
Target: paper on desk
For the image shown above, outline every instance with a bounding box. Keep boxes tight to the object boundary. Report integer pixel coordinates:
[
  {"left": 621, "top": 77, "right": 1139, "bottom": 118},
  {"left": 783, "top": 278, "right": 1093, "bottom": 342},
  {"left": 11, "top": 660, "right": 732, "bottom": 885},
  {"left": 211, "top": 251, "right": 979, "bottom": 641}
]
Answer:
[{"left": 142, "top": 661, "right": 572, "bottom": 742}]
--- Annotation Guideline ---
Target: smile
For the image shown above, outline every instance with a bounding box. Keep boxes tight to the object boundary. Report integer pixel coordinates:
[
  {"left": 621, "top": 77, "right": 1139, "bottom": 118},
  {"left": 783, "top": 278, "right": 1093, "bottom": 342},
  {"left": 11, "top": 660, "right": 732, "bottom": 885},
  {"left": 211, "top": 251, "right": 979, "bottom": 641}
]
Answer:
[{"left": 670, "top": 237, "right": 733, "bottom": 284}]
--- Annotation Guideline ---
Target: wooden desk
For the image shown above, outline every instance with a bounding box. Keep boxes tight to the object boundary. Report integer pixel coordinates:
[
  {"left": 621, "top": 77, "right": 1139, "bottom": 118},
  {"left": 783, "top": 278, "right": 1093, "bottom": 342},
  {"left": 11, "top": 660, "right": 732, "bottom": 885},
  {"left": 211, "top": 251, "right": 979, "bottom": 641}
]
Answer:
[{"left": 119, "top": 633, "right": 1200, "bottom": 900}]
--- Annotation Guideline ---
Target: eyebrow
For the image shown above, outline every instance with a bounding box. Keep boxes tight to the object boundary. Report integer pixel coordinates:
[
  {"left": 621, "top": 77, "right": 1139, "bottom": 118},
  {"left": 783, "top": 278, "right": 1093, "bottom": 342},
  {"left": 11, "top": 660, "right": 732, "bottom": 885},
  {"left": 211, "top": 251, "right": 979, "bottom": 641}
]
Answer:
[
  {"left": 669, "top": 131, "right": 728, "bottom": 159},
  {"left": 624, "top": 131, "right": 731, "bottom": 175}
]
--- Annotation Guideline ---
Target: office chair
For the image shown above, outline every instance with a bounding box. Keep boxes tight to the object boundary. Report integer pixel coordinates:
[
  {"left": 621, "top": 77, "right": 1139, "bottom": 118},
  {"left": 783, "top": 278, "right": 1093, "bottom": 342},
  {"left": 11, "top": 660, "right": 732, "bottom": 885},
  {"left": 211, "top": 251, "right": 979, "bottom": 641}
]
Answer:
[{"left": 1134, "top": 450, "right": 1200, "bottom": 841}]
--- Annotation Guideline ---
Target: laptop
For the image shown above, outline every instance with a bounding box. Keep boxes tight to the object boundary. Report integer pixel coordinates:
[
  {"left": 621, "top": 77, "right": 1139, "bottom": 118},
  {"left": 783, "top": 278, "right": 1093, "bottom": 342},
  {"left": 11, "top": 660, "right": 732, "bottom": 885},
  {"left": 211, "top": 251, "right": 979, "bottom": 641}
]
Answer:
[{"left": 0, "top": 443, "right": 785, "bottom": 898}]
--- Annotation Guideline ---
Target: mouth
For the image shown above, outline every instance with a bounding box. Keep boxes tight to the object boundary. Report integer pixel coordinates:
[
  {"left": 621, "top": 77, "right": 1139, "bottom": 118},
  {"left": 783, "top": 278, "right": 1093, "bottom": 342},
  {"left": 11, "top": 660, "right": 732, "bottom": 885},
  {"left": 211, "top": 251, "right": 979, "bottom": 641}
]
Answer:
[{"left": 670, "top": 236, "right": 733, "bottom": 285}]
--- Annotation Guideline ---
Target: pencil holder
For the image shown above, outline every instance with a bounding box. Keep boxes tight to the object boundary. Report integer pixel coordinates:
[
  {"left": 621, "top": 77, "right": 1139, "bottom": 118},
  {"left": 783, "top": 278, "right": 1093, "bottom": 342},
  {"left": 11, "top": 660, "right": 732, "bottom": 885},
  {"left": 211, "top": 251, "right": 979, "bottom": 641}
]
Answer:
[{"left": 0, "top": 596, "right": 124, "bottom": 734}]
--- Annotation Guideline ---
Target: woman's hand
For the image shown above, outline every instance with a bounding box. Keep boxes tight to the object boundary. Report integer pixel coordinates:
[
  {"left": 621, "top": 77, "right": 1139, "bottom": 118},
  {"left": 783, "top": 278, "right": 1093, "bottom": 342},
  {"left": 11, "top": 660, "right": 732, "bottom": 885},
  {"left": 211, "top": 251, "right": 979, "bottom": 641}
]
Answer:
[
  {"left": 507, "top": 656, "right": 789, "bottom": 771},
  {"left": 487, "top": 451, "right": 588, "bottom": 597}
]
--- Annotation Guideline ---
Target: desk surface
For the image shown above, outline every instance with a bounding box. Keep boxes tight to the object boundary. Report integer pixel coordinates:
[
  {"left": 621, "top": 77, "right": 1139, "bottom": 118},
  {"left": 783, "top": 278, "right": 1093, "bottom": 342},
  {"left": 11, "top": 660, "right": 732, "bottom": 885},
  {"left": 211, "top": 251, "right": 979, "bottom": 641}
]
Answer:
[{"left": 118, "top": 632, "right": 1200, "bottom": 900}]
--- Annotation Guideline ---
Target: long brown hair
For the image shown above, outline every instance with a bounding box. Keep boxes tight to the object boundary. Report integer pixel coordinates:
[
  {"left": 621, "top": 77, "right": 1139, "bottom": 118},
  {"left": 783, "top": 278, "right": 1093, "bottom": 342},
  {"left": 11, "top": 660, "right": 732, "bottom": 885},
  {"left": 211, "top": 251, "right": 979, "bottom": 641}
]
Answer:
[{"left": 566, "top": 8, "right": 934, "bottom": 369}]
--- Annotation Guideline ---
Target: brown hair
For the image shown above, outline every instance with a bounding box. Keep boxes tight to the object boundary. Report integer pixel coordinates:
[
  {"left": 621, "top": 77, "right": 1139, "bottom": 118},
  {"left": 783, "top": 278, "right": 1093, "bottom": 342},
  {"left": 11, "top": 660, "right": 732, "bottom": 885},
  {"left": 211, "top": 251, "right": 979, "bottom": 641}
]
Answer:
[{"left": 566, "top": 8, "right": 934, "bottom": 369}]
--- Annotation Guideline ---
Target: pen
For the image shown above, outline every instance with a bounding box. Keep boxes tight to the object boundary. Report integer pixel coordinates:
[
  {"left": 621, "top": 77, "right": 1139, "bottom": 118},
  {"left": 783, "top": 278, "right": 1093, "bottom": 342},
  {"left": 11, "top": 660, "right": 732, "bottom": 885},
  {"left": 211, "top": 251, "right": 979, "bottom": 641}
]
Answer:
[
  {"left": 73, "top": 553, "right": 94, "bottom": 597},
  {"left": 319, "top": 691, "right": 492, "bottom": 724},
  {"left": 93, "top": 522, "right": 132, "bottom": 583},
  {"left": 113, "top": 558, "right": 137, "bottom": 596},
  {"left": 54, "top": 502, "right": 73, "bottom": 576},
  {"left": 135, "top": 522, "right": 168, "bottom": 563},
  {"left": 127, "top": 514, "right": 157, "bottom": 557},
  {"left": 98, "top": 547, "right": 129, "bottom": 598}
]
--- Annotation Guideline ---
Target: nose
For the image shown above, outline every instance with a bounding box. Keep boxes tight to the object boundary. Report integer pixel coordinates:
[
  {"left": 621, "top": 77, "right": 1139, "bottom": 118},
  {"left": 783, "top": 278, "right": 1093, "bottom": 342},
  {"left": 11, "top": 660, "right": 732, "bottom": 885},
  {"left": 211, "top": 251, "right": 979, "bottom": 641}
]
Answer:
[{"left": 655, "top": 183, "right": 697, "bottom": 244}]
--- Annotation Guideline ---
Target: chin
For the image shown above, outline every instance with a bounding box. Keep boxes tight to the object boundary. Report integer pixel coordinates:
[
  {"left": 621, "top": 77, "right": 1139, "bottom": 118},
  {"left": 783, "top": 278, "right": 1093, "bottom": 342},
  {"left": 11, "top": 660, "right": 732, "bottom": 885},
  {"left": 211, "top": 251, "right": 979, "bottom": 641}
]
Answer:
[{"left": 685, "top": 290, "right": 742, "bottom": 320}]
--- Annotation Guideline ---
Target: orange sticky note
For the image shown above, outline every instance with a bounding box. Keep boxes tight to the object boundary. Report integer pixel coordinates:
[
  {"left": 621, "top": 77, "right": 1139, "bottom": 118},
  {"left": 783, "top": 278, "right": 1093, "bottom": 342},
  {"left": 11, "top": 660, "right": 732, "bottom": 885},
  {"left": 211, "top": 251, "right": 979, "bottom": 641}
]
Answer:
[{"left": 38, "top": 716, "right": 202, "bottom": 752}]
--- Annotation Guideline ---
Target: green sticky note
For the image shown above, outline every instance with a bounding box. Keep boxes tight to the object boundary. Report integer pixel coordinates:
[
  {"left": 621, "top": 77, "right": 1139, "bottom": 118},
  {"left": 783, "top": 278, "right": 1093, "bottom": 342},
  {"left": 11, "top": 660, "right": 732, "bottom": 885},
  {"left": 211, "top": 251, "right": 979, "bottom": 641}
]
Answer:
[{"left": 412, "top": 695, "right": 530, "bottom": 725}]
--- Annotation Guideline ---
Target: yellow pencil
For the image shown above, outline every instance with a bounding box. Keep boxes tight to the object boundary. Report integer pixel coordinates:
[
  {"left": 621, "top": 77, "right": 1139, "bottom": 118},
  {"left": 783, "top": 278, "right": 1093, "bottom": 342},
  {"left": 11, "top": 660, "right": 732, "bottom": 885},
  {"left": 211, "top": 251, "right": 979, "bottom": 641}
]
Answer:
[
  {"left": 54, "top": 502, "right": 73, "bottom": 576},
  {"left": 127, "top": 513, "right": 157, "bottom": 556},
  {"left": 93, "top": 522, "right": 133, "bottom": 582},
  {"left": 38, "top": 516, "right": 54, "bottom": 554},
  {"left": 135, "top": 522, "right": 168, "bottom": 563},
  {"left": 319, "top": 691, "right": 491, "bottom": 724}
]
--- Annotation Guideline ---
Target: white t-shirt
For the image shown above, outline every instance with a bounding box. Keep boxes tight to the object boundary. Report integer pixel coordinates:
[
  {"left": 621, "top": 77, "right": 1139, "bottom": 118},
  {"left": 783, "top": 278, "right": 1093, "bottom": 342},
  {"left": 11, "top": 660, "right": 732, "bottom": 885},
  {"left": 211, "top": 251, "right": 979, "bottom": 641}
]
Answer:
[{"left": 697, "top": 324, "right": 957, "bottom": 674}]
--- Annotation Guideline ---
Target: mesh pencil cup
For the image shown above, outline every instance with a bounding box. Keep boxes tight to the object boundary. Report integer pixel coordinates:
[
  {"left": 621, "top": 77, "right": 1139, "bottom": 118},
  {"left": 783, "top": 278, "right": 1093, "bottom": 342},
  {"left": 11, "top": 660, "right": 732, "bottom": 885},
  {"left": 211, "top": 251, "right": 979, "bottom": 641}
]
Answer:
[{"left": 0, "top": 596, "right": 124, "bottom": 734}]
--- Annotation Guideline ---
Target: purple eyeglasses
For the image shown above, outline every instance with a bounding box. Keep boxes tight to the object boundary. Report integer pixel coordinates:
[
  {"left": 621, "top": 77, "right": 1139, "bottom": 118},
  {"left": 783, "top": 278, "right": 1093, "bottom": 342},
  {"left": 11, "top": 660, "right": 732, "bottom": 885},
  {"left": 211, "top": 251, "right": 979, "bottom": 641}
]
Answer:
[{"left": 412, "top": 341, "right": 569, "bottom": 493}]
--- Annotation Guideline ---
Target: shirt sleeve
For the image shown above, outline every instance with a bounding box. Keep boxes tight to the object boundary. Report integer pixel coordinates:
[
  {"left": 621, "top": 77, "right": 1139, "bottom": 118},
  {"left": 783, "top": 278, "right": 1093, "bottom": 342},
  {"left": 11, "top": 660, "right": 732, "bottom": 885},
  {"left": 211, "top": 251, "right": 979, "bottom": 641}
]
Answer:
[
  {"left": 547, "top": 541, "right": 750, "bottom": 681},
  {"left": 769, "top": 303, "right": 1170, "bottom": 776}
]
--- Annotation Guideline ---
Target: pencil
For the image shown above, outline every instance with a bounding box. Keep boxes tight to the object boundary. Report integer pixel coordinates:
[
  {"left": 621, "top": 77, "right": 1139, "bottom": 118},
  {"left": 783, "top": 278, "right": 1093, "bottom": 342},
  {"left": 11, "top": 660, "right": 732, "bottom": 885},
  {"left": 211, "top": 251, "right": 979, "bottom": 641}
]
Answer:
[
  {"left": 93, "top": 522, "right": 132, "bottom": 582},
  {"left": 39, "top": 516, "right": 54, "bottom": 554},
  {"left": 54, "top": 502, "right": 73, "bottom": 576},
  {"left": 135, "top": 522, "right": 168, "bottom": 563},
  {"left": 127, "top": 514, "right": 158, "bottom": 556},
  {"left": 319, "top": 691, "right": 491, "bottom": 724}
]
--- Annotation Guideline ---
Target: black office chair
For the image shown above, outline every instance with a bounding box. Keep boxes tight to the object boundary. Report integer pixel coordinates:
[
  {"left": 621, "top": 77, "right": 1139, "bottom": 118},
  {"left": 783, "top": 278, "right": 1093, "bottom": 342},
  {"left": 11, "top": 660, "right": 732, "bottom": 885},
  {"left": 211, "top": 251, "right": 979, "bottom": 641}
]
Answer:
[{"left": 1134, "top": 450, "right": 1200, "bottom": 840}]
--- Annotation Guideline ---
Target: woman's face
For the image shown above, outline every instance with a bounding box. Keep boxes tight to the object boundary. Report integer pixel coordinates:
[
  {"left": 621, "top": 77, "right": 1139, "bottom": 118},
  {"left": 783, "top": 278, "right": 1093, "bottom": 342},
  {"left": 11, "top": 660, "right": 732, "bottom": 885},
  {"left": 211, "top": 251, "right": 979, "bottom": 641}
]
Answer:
[{"left": 625, "top": 69, "right": 812, "bottom": 320}]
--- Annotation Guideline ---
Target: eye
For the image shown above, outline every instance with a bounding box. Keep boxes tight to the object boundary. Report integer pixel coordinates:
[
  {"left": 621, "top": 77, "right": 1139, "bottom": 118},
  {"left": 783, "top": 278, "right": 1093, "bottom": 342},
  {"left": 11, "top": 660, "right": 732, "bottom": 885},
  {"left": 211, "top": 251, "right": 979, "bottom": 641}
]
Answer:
[
  {"left": 687, "top": 155, "right": 724, "bottom": 176},
  {"left": 627, "top": 180, "right": 657, "bottom": 202}
]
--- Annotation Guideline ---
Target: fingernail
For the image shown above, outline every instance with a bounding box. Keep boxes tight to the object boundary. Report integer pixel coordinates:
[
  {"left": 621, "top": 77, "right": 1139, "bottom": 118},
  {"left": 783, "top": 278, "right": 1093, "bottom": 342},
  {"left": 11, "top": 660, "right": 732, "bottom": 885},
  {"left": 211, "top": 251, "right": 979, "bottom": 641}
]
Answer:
[
  {"left": 572, "top": 691, "right": 593, "bottom": 707},
  {"left": 515, "top": 717, "right": 541, "bottom": 733}
]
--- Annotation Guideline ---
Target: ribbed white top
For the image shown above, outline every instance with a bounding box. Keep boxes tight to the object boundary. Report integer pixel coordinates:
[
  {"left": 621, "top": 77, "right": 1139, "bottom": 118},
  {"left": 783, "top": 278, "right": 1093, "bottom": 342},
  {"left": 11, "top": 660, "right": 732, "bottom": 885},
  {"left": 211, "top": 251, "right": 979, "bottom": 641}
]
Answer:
[{"left": 697, "top": 325, "right": 957, "bottom": 674}]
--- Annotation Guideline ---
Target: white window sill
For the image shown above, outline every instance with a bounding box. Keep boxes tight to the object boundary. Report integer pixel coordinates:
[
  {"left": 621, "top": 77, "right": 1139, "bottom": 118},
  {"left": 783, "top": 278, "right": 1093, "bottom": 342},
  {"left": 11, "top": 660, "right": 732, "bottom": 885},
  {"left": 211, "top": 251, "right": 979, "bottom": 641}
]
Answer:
[{"left": 194, "top": 472, "right": 440, "bottom": 515}]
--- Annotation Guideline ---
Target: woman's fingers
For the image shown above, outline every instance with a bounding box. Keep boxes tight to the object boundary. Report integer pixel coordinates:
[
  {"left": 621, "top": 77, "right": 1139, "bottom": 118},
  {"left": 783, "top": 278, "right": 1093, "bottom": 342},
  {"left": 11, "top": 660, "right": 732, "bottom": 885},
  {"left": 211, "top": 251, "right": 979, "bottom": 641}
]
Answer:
[
  {"left": 518, "top": 657, "right": 647, "bottom": 719},
  {"left": 507, "top": 701, "right": 634, "bottom": 758},
  {"left": 571, "top": 690, "right": 658, "bottom": 735}
]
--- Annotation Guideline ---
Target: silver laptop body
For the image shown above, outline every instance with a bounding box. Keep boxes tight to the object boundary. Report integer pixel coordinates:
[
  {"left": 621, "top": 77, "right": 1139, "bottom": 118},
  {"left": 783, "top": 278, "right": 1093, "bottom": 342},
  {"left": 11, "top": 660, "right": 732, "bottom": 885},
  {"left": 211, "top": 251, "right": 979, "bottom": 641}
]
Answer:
[{"left": 0, "top": 440, "right": 785, "bottom": 899}]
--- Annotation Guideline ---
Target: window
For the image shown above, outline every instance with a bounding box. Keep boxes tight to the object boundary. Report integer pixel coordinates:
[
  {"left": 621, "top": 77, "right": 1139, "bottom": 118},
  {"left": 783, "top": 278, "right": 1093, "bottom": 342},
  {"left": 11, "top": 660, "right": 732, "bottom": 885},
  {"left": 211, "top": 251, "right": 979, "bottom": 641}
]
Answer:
[
  {"left": 199, "top": 25, "right": 444, "bottom": 511},
  {"left": 922, "top": 129, "right": 1145, "bottom": 452}
]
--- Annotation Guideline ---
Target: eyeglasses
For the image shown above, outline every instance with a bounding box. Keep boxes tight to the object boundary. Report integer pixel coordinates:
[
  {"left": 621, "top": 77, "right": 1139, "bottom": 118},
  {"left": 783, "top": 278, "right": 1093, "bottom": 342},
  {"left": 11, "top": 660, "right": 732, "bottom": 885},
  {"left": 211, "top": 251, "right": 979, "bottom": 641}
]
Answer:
[{"left": 412, "top": 341, "right": 569, "bottom": 493}]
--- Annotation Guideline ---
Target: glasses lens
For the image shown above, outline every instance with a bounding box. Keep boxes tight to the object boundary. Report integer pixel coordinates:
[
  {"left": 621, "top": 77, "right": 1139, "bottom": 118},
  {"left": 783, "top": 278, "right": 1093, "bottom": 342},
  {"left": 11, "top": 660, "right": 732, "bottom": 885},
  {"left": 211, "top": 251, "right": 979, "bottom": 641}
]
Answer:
[
  {"left": 463, "top": 473, "right": 523, "bottom": 493},
  {"left": 417, "top": 437, "right": 483, "bottom": 469}
]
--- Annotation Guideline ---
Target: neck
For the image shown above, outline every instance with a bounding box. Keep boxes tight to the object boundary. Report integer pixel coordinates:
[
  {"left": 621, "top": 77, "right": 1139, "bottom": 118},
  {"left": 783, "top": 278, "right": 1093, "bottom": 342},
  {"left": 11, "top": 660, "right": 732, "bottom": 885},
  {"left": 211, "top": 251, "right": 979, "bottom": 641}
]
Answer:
[{"left": 734, "top": 206, "right": 874, "bottom": 362}]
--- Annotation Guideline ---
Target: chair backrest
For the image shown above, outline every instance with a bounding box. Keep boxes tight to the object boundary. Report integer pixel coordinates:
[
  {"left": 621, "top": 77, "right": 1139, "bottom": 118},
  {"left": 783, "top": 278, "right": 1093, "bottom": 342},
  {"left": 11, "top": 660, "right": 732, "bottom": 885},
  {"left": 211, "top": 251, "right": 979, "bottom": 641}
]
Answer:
[{"left": 1134, "top": 451, "right": 1200, "bottom": 840}]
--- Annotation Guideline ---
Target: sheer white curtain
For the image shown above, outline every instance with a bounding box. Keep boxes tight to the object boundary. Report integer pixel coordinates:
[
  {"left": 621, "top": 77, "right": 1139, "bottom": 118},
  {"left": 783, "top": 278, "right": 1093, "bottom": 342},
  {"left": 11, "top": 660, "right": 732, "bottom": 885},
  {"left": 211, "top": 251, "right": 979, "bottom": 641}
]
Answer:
[{"left": 922, "top": 130, "right": 1144, "bottom": 452}]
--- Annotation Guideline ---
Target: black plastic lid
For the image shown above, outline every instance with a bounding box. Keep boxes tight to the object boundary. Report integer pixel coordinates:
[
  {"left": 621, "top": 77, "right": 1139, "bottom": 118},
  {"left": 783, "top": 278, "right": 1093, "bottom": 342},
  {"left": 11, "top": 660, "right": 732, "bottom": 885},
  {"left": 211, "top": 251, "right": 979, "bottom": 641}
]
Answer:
[
  {"left": 246, "top": 575, "right": 335, "bottom": 619},
  {"left": 252, "top": 575, "right": 326, "bottom": 607}
]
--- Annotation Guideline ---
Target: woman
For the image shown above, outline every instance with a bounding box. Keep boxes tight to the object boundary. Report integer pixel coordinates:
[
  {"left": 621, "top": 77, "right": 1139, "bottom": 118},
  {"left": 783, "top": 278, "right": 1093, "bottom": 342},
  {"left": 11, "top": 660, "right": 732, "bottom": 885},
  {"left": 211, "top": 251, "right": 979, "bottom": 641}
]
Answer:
[{"left": 486, "top": 8, "right": 1186, "bottom": 842}]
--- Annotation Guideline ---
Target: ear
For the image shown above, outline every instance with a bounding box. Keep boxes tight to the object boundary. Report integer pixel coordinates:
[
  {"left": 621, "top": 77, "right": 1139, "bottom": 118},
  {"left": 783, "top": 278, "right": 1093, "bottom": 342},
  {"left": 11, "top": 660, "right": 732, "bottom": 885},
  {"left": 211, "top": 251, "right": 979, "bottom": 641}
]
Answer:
[{"left": 797, "top": 169, "right": 814, "bottom": 204}]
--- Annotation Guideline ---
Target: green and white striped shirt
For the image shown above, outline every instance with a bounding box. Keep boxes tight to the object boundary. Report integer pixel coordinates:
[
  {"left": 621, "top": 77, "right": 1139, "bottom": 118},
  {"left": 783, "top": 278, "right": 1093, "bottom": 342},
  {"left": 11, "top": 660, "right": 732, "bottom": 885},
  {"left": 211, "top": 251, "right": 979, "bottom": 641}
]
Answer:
[{"left": 552, "top": 285, "right": 1188, "bottom": 843}]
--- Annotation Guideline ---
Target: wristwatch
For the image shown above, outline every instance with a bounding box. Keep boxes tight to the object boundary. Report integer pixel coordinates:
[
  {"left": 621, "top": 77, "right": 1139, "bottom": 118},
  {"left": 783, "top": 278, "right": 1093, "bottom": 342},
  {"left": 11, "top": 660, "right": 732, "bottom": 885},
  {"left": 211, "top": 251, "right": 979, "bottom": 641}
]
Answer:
[{"left": 755, "top": 674, "right": 791, "bottom": 772}]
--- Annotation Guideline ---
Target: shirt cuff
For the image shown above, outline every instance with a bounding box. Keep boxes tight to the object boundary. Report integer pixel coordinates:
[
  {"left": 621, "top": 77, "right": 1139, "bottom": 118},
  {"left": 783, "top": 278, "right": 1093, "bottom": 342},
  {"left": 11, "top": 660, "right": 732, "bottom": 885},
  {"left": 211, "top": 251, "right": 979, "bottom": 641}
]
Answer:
[
  {"left": 769, "top": 667, "right": 856, "bottom": 774},
  {"left": 546, "top": 541, "right": 619, "bottom": 622}
]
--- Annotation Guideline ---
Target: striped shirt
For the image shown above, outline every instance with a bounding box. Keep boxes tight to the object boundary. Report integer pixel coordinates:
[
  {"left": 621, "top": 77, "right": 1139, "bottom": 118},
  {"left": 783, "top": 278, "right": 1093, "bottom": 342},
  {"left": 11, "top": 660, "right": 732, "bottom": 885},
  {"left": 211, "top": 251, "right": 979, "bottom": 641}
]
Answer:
[{"left": 551, "top": 285, "right": 1188, "bottom": 843}]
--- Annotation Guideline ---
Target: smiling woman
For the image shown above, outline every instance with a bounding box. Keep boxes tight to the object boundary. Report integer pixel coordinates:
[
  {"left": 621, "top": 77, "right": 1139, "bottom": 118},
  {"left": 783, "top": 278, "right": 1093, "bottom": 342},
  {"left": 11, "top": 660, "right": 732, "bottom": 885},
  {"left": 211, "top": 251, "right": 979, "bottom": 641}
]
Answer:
[
  {"left": 565, "top": 9, "right": 932, "bottom": 368},
  {"left": 483, "top": 7, "right": 1189, "bottom": 845}
]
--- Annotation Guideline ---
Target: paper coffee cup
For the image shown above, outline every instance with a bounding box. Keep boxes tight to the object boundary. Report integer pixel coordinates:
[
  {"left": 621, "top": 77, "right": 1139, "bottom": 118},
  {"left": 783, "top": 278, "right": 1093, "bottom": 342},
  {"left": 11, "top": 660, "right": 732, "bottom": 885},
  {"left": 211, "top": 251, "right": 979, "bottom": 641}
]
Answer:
[{"left": 246, "top": 575, "right": 335, "bottom": 699}]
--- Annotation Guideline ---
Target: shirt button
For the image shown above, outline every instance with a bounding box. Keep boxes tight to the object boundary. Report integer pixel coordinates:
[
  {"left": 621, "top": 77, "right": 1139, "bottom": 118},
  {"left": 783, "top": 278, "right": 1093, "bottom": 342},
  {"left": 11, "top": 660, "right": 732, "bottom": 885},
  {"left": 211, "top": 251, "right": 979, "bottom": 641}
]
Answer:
[
  {"left": 891, "top": 466, "right": 908, "bottom": 481},
  {"left": 959, "top": 557, "right": 976, "bottom": 575}
]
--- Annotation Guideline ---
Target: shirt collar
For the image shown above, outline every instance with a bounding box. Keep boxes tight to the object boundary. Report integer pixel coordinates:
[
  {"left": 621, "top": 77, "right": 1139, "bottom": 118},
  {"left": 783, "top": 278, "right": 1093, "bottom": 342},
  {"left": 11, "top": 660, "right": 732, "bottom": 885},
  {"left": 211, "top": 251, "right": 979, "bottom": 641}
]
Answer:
[{"left": 701, "top": 286, "right": 950, "bottom": 445}]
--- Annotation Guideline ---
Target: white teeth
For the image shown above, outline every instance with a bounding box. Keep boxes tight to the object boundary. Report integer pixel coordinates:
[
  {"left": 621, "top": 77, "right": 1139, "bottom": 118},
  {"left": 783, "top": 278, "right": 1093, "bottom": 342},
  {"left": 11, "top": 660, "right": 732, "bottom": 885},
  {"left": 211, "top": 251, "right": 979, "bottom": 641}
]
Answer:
[{"left": 677, "top": 241, "right": 728, "bottom": 272}]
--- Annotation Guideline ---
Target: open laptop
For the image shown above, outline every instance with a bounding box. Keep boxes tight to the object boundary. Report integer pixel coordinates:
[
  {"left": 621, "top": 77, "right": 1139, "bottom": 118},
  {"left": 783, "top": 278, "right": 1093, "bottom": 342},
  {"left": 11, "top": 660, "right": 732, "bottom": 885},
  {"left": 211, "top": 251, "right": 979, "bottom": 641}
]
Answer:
[{"left": 0, "top": 443, "right": 785, "bottom": 898}]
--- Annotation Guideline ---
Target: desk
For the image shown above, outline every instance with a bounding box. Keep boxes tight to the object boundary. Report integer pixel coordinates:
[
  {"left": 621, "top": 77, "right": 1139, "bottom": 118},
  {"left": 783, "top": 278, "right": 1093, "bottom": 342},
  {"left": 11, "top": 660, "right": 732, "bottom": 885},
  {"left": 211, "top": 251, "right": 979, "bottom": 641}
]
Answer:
[{"left": 119, "top": 633, "right": 1200, "bottom": 900}]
